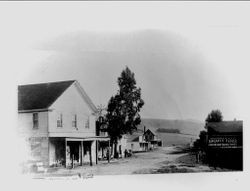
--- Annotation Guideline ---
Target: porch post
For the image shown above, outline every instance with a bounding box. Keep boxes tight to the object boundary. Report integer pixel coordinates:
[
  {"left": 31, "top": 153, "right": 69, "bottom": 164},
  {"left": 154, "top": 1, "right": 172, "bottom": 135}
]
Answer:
[
  {"left": 89, "top": 141, "right": 92, "bottom": 166},
  {"left": 96, "top": 140, "right": 98, "bottom": 165},
  {"left": 102, "top": 146, "right": 104, "bottom": 159},
  {"left": 108, "top": 140, "right": 110, "bottom": 163},
  {"left": 65, "top": 139, "right": 67, "bottom": 168},
  {"left": 81, "top": 141, "right": 84, "bottom": 166}
]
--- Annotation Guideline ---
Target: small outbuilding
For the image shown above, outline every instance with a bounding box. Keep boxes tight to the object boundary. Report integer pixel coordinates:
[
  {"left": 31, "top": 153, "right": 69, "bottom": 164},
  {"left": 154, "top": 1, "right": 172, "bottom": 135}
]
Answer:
[{"left": 206, "top": 120, "right": 243, "bottom": 170}]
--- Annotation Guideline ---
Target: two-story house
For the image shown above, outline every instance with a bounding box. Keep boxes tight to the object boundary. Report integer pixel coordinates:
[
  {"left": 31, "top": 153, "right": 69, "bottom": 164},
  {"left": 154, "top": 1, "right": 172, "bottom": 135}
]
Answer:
[
  {"left": 144, "top": 129, "right": 163, "bottom": 149},
  {"left": 125, "top": 127, "right": 163, "bottom": 153},
  {"left": 18, "top": 80, "right": 110, "bottom": 168}
]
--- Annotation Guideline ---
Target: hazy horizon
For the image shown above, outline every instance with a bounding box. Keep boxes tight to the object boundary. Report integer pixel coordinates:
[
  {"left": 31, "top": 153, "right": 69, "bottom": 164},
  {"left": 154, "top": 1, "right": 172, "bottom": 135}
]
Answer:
[
  {"left": 18, "top": 29, "right": 234, "bottom": 122},
  {"left": 3, "top": 3, "right": 248, "bottom": 122}
]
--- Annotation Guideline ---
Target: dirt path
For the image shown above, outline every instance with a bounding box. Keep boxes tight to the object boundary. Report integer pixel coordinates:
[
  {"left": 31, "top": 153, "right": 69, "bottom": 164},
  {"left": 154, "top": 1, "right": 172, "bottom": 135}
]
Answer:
[
  {"left": 32, "top": 146, "right": 217, "bottom": 179},
  {"left": 132, "top": 146, "right": 214, "bottom": 174}
]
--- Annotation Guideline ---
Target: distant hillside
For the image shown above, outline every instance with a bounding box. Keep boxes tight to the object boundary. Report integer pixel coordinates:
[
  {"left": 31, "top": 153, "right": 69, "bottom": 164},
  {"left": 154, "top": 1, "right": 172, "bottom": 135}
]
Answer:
[
  {"left": 138, "top": 118, "right": 204, "bottom": 136},
  {"left": 156, "top": 128, "right": 180, "bottom": 134},
  {"left": 157, "top": 133, "right": 198, "bottom": 146},
  {"left": 136, "top": 118, "right": 204, "bottom": 146}
]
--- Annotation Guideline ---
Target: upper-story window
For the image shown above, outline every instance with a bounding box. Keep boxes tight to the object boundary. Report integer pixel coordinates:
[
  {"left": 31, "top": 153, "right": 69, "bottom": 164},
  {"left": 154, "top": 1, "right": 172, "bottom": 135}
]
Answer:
[
  {"left": 33, "top": 113, "right": 39, "bottom": 129},
  {"left": 72, "top": 114, "right": 77, "bottom": 128},
  {"left": 57, "top": 114, "right": 63, "bottom": 128},
  {"left": 85, "top": 117, "right": 89, "bottom": 128}
]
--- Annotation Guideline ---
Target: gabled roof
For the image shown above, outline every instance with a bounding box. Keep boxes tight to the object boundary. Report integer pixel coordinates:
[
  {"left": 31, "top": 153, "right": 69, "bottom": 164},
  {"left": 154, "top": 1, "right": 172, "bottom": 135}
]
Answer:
[
  {"left": 18, "top": 80, "right": 97, "bottom": 113},
  {"left": 144, "top": 129, "right": 155, "bottom": 136},
  {"left": 207, "top": 121, "right": 243, "bottom": 134},
  {"left": 126, "top": 127, "right": 158, "bottom": 143},
  {"left": 73, "top": 81, "right": 97, "bottom": 113}
]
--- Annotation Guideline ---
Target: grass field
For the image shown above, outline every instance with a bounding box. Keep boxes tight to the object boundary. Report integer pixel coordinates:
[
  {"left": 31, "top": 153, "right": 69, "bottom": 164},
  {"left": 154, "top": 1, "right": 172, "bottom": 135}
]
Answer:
[
  {"left": 139, "top": 118, "right": 204, "bottom": 136},
  {"left": 157, "top": 132, "right": 198, "bottom": 146}
]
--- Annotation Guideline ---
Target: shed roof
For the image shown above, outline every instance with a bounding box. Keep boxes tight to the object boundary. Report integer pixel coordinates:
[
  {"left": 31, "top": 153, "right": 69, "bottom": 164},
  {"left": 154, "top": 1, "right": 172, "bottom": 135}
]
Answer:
[
  {"left": 207, "top": 121, "right": 243, "bottom": 134},
  {"left": 126, "top": 133, "right": 140, "bottom": 142}
]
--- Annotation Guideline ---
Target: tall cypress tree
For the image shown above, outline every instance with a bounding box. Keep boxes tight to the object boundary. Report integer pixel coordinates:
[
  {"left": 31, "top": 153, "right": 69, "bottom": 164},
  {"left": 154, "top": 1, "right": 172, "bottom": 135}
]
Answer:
[{"left": 106, "top": 66, "right": 144, "bottom": 158}]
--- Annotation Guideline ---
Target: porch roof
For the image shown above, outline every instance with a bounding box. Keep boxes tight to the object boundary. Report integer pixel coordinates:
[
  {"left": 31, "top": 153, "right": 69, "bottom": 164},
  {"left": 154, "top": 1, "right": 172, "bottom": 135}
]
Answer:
[{"left": 66, "top": 136, "right": 110, "bottom": 142}]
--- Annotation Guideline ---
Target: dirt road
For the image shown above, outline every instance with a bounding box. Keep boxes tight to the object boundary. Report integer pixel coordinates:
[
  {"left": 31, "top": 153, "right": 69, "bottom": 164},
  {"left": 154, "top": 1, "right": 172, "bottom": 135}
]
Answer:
[{"left": 33, "top": 146, "right": 220, "bottom": 179}]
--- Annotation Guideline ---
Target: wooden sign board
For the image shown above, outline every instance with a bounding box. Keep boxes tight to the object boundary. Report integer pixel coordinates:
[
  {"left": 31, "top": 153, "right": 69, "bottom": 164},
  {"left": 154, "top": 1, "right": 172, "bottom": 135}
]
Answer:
[{"left": 208, "top": 135, "right": 241, "bottom": 149}]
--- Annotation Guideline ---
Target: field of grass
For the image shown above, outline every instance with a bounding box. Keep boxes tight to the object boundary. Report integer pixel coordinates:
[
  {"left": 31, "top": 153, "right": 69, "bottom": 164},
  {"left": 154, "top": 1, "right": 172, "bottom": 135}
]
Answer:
[
  {"left": 139, "top": 118, "right": 204, "bottom": 136},
  {"left": 136, "top": 118, "right": 203, "bottom": 146},
  {"left": 157, "top": 132, "right": 198, "bottom": 147}
]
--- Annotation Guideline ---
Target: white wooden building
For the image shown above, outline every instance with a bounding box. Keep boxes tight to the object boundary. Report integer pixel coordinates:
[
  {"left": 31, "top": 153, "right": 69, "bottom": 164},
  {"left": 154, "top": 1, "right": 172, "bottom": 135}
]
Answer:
[{"left": 18, "top": 80, "right": 110, "bottom": 168}]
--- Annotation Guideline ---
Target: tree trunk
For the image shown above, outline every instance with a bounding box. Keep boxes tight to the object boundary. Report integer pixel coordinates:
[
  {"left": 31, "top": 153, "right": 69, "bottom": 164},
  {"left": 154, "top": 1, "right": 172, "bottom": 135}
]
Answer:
[
  {"left": 114, "top": 143, "right": 118, "bottom": 159},
  {"left": 111, "top": 143, "right": 113, "bottom": 157}
]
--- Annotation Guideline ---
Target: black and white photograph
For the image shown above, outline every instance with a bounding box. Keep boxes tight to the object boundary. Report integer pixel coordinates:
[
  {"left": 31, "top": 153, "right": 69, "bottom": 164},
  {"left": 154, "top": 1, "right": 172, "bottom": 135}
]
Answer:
[{"left": 0, "top": 1, "right": 249, "bottom": 189}]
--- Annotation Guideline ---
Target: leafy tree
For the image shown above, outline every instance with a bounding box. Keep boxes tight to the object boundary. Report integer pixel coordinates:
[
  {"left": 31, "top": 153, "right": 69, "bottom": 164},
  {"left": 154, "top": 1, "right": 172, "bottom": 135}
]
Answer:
[
  {"left": 106, "top": 66, "right": 144, "bottom": 158},
  {"left": 198, "top": 130, "right": 207, "bottom": 149},
  {"left": 193, "top": 110, "right": 223, "bottom": 163},
  {"left": 205, "top": 109, "right": 223, "bottom": 124}
]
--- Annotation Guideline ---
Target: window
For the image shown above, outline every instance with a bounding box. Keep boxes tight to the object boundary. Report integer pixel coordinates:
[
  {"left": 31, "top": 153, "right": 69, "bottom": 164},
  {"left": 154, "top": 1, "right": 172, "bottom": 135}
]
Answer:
[
  {"left": 72, "top": 114, "right": 77, "bottom": 128},
  {"left": 57, "top": 114, "right": 63, "bottom": 128},
  {"left": 85, "top": 117, "right": 89, "bottom": 128},
  {"left": 33, "top": 113, "right": 39, "bottom": 129}
]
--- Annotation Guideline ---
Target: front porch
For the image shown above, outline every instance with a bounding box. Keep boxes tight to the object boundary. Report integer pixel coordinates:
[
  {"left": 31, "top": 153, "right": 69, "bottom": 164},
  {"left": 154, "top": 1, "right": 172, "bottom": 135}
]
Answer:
[{"left": 49, "top": 137, "right": 110, "bottom": 168}]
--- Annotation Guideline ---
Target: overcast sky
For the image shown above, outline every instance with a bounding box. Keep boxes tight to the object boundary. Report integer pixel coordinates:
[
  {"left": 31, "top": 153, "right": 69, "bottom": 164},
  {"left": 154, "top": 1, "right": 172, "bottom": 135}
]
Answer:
[{"left": 1, "top": 2, "right": 249, "bottom": 121}]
